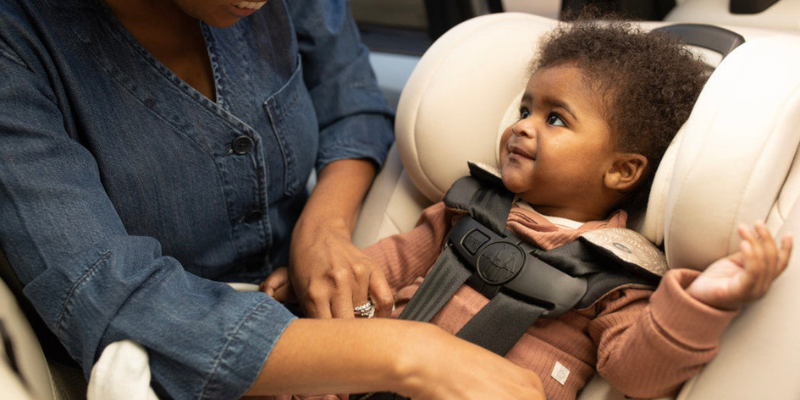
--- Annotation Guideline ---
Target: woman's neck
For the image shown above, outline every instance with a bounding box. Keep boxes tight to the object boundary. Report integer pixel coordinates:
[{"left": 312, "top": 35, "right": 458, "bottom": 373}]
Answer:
[{"left": 102, "top": 0, "right": 216, "bottom": 100}]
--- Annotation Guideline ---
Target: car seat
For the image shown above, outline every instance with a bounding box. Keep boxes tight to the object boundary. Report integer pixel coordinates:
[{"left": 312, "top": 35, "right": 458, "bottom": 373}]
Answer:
[
  {"left": 1, "top": 254, "right": 87, "bottom": 400},
  {"left": 353, "top": 12, "right": 800, "bottom": 400}
]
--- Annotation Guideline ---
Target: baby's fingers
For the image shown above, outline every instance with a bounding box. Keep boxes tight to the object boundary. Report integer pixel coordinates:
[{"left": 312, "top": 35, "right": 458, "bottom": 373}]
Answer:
[
  {"left": 736, "top": 239, "right": 761, "bottom": 300},
  {"left": 736, "top": 224, "right": 770, "bottom": 299},
  {"left": 753, "top": 222, "right": 779, "bottom": 266},
  {"left": 737, "top": 223, "right": 793, "bottom": 301},
  {"left": 777, "top": 232, "right": 793, "bottom": 275}
]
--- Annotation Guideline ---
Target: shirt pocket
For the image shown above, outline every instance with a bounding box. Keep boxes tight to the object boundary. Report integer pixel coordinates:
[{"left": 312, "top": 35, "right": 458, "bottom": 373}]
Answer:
[{"left": 264, "top": 59, "right": 319, "bottom": 198}]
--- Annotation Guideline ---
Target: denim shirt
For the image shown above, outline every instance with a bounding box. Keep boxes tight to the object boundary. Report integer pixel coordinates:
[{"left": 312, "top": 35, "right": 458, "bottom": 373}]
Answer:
[{"left": 0, "top": 0, "right": 394, "bottom": 398}]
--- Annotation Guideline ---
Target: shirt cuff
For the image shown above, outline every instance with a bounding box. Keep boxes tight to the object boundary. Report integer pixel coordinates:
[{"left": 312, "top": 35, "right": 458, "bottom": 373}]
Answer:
[
  {"left": 202, "top": 295, "right": 297, "bottom": 399},
  {"left": 650, "top": 269, "right": 739, "bottom": 350},
  {"left": 316, "top": 113, "right": 394, "bottom": 171}
]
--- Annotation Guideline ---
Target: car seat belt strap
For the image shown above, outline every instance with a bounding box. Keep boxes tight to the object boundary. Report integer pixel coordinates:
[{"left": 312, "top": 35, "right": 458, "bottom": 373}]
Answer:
[
  {"left": 455, "top": 291, "right": 548, "bottom": 356},
  {"left": 397, "top": 246, "right": 471, "bottom": 322}
]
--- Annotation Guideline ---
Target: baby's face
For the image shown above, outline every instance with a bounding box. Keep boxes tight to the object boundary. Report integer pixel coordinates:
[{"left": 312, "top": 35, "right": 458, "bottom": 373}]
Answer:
[{"left": 498, "top": 65, "right": 619, "bottom": 221}]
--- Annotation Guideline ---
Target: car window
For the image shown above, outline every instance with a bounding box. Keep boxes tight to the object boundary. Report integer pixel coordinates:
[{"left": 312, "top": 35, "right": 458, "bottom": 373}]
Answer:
[{"left": 350, "top": 0, "right": 428, "bottom": 30}]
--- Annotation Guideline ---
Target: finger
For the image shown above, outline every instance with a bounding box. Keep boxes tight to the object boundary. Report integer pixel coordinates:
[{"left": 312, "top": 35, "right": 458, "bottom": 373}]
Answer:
[
  {"left": 777, "top": 232, "right": 793, "bottom": 274},
  {"left": 328, "top": 269, "right": 356, "bottom": 319},
  {"left": 739, "top": 224, "right": 768, "bottom": 294},
  {"left": 260, "top": 267, "right": 290, "bottom": 296},
  {"left": 748, "top": 223, "right": 773, "bottom": 291},
  {"left": 272, "top": 284, "right": 298, "bottom": 303},
  {"left": 304, "top": 281, "right": 334, "bottom": 319},
  {"left": 754, "top": 222, "right": 778, "bottom": 273},
  {"left": 258, "top": 280, "right": 273, "bottom": 296},
  {"left": 736, "top": 239, "right": 758, "bottom": 298},
  {"left": 368, "top": 267, "right": 395, "bottom": 318},
  {"left": 350, "top": 262, "right": 371, "bottom": 314}
]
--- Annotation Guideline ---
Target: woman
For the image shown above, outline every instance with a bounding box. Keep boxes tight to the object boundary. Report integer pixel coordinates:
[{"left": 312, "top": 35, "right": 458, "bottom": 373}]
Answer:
[{"left": 0, "top": 0, "right": 544, "bottom": 398}]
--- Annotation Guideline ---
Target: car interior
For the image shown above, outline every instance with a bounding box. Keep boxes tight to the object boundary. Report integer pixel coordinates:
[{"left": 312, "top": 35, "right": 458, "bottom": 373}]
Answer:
[{"left": 2, "top": 1, "right": 800, "bottom": 399}]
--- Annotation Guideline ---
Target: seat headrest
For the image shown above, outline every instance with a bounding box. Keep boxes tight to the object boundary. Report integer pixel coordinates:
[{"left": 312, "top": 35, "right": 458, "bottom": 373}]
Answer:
[
  {"left": 661, "top": 35, "right": 800, "bottom": 270},
  {"left": 395, "top": 13, "right": 556, "bottom": 202}
]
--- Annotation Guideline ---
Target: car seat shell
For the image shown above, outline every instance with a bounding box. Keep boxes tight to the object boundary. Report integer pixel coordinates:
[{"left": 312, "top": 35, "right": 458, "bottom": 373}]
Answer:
[{"left": 354, "top": 12, "right": 800, "bottom": 400}]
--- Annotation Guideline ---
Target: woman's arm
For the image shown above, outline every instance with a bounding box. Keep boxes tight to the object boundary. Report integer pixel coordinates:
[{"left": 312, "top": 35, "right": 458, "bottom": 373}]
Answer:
[
  {"left": 289, "top": 159, "right": 395, "bottom": 318},
  {"left": 246, "top": 318, "right": 546, "bottom": 400},
  {"left": 283, "top": 0, "right": 396, "bottom": 319}
]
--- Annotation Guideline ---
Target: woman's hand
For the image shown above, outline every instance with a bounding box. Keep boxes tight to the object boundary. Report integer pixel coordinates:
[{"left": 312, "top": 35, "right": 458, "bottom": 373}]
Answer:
[
  {"left": 395, "top": 324, "right": 546, "bottom": 400},
  {"left": 290, "top": 221, "right": 393, "bottom": 318},
  {"left": 289, "top": 159, "right": 394, "bottom": 319},
  {"left": 687, "top": 221, "right": 792, "bottom": 310}
]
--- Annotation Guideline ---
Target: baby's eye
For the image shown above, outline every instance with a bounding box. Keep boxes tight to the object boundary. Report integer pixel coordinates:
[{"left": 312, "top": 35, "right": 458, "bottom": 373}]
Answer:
[
  {"left": 519, "top": 108, "right": 531, "bottom": 120},
  {"left": 546, "top": 112, "right": 565, "bottom": 127}
]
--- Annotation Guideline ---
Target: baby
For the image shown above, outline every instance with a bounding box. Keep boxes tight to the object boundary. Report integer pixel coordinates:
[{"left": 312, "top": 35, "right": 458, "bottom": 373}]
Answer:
[{"left": 262, "top": 21, "right": 792, "bottom": 400}]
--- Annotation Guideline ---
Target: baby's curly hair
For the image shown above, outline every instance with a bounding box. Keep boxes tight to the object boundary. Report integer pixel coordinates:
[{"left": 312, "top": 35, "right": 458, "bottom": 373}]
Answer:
[{"left": 532, "top": 21, "right": 711, "bottom": 212}]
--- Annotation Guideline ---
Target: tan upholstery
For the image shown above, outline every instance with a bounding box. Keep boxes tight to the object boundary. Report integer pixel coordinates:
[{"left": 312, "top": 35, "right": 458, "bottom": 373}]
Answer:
[
  {"left": 666, "top": 0, "right": 800, "bottom": 32},
  {"left": 353, "top": 12, "right": 800, "bottom": 400},
  {"left": 0, "top": 278, "right": 53, "bottom": 400}
]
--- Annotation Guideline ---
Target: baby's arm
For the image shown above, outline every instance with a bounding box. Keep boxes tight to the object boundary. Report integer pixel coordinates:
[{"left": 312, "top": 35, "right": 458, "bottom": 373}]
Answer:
[
  {"left": 687, "top": 221, "right": 792, "bottom": 310},
  {"left": 592, "top": 222, "right": 792, "bottom": 398}
]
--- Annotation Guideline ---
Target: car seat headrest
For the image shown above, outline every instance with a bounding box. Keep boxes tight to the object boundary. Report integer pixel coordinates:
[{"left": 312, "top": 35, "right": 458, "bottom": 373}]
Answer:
[
  {"left": 395, "top": 13, "right": 556, "bottom": 202},
  {"left": 660, "top": 35, "right": 800, "bottom": 270}
]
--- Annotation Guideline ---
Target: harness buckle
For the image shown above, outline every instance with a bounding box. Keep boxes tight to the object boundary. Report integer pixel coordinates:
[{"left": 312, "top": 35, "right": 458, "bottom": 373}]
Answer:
[{"left": 449, "top": 217, "right": 587, "bottom": 317}]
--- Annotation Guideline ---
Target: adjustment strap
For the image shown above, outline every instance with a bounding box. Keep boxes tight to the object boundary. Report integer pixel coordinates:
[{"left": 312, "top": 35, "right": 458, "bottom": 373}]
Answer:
[
  {"left": 397, "top": 246, "right": 471, "bottom": 322},
  {"left": 455, "top": 292, "right": 547, "bottom": 356},
  {"left": 467, "top": 183, "right": 515, "bottom": 235}
]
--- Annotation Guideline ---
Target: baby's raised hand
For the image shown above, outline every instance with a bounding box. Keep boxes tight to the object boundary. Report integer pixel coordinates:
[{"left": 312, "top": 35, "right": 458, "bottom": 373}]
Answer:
[{"left": 686, "top": 222, "right": 792, "bottom": 310}]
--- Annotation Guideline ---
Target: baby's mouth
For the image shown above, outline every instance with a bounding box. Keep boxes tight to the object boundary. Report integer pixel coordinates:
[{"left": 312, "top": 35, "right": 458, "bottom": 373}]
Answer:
[{"left": 509, "top": 143, "right": 535, "bottom": 160}]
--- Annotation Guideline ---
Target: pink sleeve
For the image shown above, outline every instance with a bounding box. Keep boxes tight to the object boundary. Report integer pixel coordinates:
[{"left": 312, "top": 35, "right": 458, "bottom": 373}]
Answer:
[
  {"left": 362, "top": 202, "right": 451, "bottom": 294},
  {"left": 589, "top": 269, "right": 739, "bottom": 398}
]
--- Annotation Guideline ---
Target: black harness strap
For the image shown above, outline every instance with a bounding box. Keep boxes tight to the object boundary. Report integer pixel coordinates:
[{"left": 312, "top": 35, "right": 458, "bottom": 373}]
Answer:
[
  {"left": 399, "top": 172, "right": 549, "bottom": 357},
  {"left": 455, "top": 292, "right": 548, "bottom": 356},
  {"left": 398, "top": 171, "right": 514, "bottom": 323},
  {"left": 397, "top": 247, "right": 472, "bottom": 323}
]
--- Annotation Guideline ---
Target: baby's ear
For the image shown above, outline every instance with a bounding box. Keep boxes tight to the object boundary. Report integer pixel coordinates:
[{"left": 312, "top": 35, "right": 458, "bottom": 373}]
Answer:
[{"left": 604, "top": 153, "right": 648, "bottom": 191}]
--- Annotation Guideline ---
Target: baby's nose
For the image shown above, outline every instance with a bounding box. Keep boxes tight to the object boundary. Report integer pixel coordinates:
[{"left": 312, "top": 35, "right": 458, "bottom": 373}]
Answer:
[{"left": 512, "top": 119, "right": 535, "bottom": 138}]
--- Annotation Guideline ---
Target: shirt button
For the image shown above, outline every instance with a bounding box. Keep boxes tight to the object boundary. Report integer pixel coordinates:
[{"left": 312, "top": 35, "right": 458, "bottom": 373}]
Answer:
[{"left": 232, "top": 135, "right": 254, "bottom": 155}]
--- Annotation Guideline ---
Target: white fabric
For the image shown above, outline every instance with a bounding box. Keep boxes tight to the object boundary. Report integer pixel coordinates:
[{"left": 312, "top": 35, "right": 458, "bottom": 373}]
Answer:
[{"left": 87, "top": 340, "right": 159, "bottom": 400}]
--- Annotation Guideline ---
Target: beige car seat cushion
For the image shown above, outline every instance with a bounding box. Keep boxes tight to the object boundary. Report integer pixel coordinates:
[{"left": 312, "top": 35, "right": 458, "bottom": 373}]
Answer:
[{"left": 664, "top": 35, "right": 800, "bottom": 270}]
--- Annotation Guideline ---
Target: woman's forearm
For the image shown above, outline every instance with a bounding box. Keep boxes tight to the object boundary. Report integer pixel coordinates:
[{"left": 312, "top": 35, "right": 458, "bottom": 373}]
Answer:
[
  {"left": 245, "top": 318, "right": 426, "bottom": 396},
  {"left": 245, "top": 318, "right": 546, "bottom": 400},
  {"left": 297, "top": 159, "right": 376, "bottom": 235}
]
